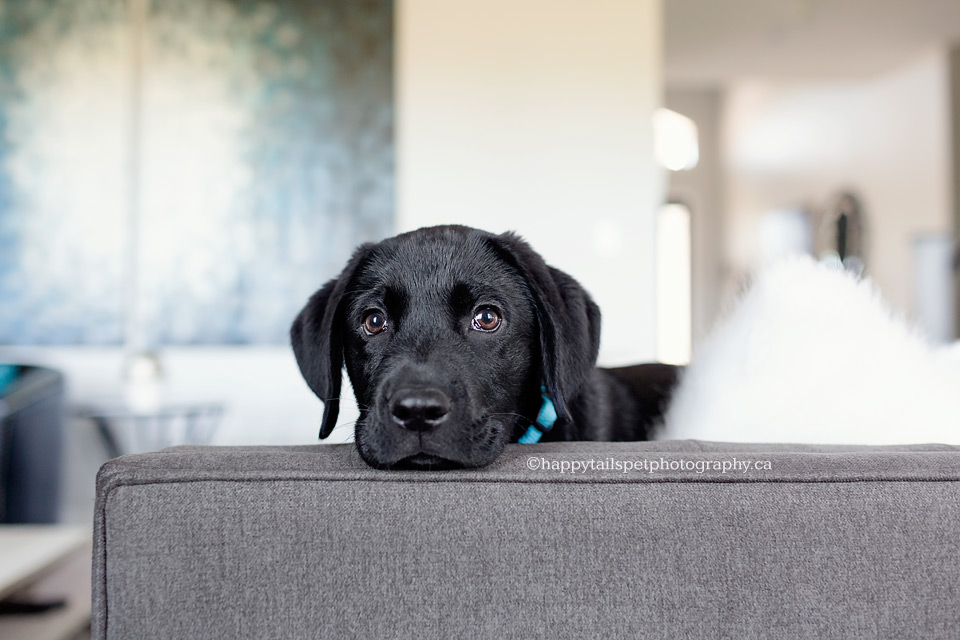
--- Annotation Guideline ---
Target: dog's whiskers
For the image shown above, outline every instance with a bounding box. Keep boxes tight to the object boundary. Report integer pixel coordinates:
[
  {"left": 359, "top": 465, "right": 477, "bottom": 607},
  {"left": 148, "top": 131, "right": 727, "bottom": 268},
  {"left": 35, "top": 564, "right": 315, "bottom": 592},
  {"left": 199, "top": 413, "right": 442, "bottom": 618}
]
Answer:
[
  {"left": 318, "top": 420, "right": 360, "bottom": 444},
  {"left": 457, "top": 413, "right": 532, "bottom": 451}
]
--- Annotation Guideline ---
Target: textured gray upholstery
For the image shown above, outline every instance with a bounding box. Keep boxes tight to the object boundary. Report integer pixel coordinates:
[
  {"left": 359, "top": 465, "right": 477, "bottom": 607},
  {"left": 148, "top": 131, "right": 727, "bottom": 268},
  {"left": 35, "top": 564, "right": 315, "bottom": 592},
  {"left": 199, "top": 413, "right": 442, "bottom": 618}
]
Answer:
[{"left": 93, "top": 441, "right": 960, "bottom": 639}]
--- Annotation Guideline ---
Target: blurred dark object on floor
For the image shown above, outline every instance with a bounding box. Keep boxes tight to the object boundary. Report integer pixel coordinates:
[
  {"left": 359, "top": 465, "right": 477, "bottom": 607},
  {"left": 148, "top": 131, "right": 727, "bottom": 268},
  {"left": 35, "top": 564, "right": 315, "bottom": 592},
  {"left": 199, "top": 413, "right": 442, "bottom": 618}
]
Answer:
[{"left": 0, "top": 366, "right": 65, "bottom": 524}]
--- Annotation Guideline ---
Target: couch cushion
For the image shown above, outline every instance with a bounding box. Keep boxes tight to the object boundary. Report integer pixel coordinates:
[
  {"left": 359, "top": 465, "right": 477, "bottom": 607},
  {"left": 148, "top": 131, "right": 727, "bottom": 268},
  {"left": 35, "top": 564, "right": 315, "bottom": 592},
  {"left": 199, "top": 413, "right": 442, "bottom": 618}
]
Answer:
[{"left": 93, "top": 441, "right": 960, "bottom": 639}]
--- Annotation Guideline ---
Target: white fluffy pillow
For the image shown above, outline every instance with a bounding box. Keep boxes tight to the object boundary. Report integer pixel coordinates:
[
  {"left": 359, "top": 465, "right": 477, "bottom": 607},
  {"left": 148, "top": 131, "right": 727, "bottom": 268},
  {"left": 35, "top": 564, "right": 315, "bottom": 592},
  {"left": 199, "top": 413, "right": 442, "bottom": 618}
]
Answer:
[{"left": 661, "top": 258, "right": 960, "bottom": 444}]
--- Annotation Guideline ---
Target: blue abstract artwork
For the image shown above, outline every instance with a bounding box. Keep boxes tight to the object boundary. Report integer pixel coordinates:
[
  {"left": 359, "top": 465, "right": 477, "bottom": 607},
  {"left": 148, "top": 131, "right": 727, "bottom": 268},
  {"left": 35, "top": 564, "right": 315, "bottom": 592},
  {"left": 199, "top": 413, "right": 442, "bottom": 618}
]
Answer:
[{"left": 0, "top": 0, "right": 393, "bottom": 345}]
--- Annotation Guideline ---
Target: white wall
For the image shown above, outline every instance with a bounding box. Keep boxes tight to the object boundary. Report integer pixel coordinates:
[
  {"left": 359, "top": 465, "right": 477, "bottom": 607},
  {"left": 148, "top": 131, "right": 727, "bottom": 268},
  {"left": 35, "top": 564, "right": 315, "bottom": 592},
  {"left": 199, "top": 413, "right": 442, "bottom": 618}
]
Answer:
[
  {"left": 396, "top": 0, "right": 665, "bottom": 364},
  {"left": 721, "top": 52, "right": 952, "bottom": 317}
]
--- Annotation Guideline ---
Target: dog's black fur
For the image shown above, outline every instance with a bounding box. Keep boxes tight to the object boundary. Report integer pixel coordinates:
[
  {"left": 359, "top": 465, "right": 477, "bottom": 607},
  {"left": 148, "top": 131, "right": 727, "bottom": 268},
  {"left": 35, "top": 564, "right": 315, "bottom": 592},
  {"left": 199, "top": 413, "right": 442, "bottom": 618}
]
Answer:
[{"left": 291, "top": 225, "right": 681, "bottom": 469}]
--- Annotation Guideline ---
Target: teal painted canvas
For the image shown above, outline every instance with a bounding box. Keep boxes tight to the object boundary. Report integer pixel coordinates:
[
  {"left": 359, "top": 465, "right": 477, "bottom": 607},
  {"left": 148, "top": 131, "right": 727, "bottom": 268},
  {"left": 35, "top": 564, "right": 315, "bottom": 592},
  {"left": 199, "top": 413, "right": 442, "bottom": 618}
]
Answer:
[{"left": 0, "top": 0, "right": 393, "bottom": 344}]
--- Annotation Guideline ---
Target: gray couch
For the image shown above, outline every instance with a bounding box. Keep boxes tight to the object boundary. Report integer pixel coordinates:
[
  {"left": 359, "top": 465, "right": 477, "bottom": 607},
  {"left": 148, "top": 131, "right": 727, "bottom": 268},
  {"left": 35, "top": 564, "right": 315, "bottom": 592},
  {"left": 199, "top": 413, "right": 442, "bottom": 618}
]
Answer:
[{"left": 92, "top": 440, "right": 960, "bottom": 639}]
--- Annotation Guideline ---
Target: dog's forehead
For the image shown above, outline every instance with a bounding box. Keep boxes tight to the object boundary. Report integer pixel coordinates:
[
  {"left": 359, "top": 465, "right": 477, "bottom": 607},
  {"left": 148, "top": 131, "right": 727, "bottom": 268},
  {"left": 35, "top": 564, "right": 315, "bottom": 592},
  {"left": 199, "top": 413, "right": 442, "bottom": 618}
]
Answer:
[{"left": 360, "top": 230, "right": 515, "bottom": 293}]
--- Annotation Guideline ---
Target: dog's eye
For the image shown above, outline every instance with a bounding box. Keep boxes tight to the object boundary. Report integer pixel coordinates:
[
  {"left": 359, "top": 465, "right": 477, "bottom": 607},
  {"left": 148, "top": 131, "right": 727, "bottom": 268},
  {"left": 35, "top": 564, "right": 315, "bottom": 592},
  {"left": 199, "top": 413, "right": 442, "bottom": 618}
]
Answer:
[
  {"left": 472, "top": 307, "right": 501, "bottom": 332},
  {"left": 362, "top": 311, "right": 388, "bottom": 336}
]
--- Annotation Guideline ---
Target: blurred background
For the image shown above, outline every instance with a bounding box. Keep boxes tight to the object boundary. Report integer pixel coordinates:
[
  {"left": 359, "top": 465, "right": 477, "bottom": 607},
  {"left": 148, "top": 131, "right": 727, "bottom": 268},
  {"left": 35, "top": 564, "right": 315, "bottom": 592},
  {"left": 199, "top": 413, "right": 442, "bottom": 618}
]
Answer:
[{"left": 1, "top": 0, "right": 959, "bottom": 531}]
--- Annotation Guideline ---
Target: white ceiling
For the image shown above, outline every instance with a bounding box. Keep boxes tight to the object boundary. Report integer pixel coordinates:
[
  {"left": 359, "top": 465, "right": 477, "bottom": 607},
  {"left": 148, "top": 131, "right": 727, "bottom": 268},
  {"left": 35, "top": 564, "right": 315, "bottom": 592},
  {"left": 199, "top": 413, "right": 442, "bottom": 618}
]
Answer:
[{"left": 665, "top": 0, "right": 960, "bottom": 85}]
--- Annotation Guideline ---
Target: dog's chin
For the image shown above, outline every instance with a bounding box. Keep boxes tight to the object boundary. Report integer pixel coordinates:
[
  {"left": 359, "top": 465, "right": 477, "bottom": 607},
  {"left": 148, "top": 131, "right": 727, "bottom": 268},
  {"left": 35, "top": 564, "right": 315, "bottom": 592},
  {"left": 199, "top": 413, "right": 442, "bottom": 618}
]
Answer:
[
  {"left": 391, "top": 453, "right": 464, "bottom": 470},
  {"left": 354, "top": 433, "right": 462, "bottom": 470},
  {"left": 358, "top": 447, "right": 501, "bottom": 471},
  {"left": 355, "top": 424, "right": 512, "bottom": 470},
  {"left": 354, "top": 411, "right": 517, "bottom": 470}
]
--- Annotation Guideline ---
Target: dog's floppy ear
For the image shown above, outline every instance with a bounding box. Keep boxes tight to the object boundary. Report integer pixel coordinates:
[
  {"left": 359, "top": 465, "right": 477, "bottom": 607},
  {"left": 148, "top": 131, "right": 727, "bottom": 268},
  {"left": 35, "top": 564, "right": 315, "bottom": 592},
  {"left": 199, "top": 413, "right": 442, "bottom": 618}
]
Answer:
[
  {"left": 290, "top": 244, "right": 373, "bottom": 439},
  {"left": 486, "top": 232, "right": 601, "bottom": 424}
]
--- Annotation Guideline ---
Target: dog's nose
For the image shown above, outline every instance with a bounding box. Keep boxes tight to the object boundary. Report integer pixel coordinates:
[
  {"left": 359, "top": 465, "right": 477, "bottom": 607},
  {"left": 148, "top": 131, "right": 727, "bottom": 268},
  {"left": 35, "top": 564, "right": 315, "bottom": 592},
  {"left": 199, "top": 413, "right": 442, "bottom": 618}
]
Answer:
[{"left": 390, "top": 388, "right": 451, "bottom": 431}]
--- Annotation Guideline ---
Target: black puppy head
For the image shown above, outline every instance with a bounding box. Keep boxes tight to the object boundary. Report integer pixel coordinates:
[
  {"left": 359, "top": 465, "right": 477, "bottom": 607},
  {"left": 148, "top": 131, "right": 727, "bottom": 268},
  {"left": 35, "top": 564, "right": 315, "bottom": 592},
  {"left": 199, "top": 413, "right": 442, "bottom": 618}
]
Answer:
[{"left": 291, "top": 225, "right": 601, "bottom": 468}]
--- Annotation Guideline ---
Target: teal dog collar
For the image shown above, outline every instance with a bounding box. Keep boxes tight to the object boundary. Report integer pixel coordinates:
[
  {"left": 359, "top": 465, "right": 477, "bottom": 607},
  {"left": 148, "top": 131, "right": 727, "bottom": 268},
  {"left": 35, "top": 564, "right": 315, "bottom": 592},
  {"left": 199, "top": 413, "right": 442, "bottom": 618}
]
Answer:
[{"left": 518, "top": 385, "right": 558, "bottom": 444}]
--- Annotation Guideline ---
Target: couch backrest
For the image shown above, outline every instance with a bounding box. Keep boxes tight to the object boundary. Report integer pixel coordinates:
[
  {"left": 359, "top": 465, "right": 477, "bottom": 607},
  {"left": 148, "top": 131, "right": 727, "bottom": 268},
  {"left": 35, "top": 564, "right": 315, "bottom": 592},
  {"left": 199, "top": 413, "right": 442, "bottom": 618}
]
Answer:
[{"left": 93, "top": 441, "right": 960, "bottom": 639}]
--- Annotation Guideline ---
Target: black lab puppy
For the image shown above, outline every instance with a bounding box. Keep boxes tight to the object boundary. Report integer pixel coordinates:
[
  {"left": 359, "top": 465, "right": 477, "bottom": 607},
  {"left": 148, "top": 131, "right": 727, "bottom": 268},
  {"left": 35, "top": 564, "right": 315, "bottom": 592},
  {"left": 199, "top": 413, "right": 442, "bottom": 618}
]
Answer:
[{"left": 291, "top": 225, "right": 681, "bottom": 469}]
